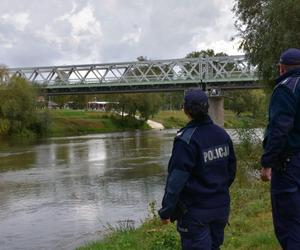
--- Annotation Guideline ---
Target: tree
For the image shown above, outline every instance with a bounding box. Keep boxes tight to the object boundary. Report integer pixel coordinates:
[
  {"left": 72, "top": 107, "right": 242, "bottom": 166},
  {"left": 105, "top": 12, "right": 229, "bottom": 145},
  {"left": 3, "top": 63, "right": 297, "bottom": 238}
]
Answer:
[
  {"left": 186, "top": 49, "right": 227, "bottom": 58},
  {"left": 233, "top": 0, "right": 300, "bottom": 83},
  {"left": 138, "top": 93, "right": 162, "bottom": 120},
  {"left": 1, "top": 77, "right": 37, "bottom": 129},
  {"left": 51, "top": 95, "right": 70, "bottom": 108},
  {"left": 0, "top": 66, "right": 8, "bottom": 83},
  {"left": 160, "top": 92, "right": 184, "bottom": 110},
  {"left": 225, "top": 89, "right": 267, "bottom": 117},
  {"left": 116, "top": 93, "right": 162, "bottom": 121},
  {"left": 0, "top": 76, "right": 50, "bottom": 136}
]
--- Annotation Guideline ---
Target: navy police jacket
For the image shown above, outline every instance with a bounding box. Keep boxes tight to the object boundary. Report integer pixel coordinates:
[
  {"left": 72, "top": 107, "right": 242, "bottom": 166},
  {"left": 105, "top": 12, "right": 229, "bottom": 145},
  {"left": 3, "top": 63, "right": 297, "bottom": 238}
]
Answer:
[
  {"left": 158, "top": 117, "right": 236, "bottom": 220},
  {"left": 261, "top": 68, "right": 300, "bottom": 168}
]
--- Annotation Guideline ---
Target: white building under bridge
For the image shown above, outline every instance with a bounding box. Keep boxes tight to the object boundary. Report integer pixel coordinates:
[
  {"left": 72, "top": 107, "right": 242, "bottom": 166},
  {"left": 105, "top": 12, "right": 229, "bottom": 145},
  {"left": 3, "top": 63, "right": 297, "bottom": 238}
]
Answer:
[{"left": 87, "top": 101, "right": 119, "bottom": 111}]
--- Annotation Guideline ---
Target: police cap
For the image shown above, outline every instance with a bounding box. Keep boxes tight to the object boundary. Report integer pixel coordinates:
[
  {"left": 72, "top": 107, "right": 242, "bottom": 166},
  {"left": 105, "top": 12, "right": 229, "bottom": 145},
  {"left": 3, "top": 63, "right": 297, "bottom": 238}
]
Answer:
[
  {"left": 184, "top": 88, "right": 208, "bottom": 107},
  {"left": 279, "top": 48, "right": 300, "bottom": 65}
]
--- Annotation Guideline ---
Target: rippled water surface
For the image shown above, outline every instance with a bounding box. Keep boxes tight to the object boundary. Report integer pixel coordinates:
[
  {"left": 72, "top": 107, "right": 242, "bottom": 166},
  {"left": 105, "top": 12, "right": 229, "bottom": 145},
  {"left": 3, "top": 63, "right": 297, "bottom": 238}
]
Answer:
[{"left": 0, "top": 130, "right": 178, "bottom": 250}]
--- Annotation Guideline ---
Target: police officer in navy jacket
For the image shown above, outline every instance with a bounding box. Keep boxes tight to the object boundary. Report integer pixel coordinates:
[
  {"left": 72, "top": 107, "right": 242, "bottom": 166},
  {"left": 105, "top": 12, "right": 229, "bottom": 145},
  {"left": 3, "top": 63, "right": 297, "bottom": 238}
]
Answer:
[
  {"left": 261, "top": 48, "right": 300, "bottom": 250},
  {"left": 158, "top": 89, "right": 236, "bottom": 250}
]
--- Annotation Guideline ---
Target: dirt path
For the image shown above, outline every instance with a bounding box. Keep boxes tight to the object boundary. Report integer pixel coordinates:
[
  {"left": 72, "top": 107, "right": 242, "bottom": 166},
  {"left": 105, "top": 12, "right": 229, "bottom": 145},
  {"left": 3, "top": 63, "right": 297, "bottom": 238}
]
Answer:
[{"left": 146, "top": 119, "right": 164, "bottom": 129}]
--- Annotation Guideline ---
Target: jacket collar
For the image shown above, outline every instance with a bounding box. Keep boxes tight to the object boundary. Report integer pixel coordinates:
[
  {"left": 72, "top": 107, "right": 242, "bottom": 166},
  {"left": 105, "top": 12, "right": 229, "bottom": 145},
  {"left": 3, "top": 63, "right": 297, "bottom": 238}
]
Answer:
[
  {"left": 276, "top": 68, "right": 300, "bottom": 84},
  {"left": 185, "top": 116, "right": 213, "bottom": 128}
]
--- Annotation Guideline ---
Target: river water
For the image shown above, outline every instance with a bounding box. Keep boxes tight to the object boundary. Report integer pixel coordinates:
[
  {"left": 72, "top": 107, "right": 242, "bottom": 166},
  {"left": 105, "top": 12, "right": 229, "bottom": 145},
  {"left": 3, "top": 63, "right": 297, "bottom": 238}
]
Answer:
[
  {"left": 0, "top": 128, "right": 261, "bottom": 250},
  {"left": 0, "top": 130, "right": 179, "bottom": 250}
]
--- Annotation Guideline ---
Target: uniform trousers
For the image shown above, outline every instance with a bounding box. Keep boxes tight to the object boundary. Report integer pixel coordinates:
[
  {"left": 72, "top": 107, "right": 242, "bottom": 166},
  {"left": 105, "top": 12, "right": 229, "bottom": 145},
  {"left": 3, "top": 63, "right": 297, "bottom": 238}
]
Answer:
[
  {"left": 177, "top": 206, "right": 229, "bottom": 250},
  {"left": 271, "top": 157, "right": 300, "bottom": 250}
]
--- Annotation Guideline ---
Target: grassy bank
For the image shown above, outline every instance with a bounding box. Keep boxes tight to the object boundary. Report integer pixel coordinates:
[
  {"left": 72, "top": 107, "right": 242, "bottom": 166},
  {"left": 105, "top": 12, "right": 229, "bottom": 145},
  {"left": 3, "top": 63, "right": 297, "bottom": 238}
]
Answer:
[
  {"left": 152, "top": 110, "right": 188, "bottom": 129},
  {"left": 152, "top": 110, "right": 266, "bottom": 129},
  {"left": 48, "top": 110, "right": 149, "bottom": 137}
]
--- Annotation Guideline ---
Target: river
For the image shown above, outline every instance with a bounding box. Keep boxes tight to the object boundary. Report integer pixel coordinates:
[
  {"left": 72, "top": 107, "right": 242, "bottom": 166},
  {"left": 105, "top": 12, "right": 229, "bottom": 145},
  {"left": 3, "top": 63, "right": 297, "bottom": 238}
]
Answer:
[
  {"left": 0, "top": 130, "right": 179, "bottom": 250},
  {"left": 0, "top": 128, "right": 261, "bottom": 250}
]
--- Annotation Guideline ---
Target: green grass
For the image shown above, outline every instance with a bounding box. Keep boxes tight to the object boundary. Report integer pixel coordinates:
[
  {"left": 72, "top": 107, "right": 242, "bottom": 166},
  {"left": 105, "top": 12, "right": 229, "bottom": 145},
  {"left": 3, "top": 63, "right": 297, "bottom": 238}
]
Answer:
[
  {"left": 222, "top": 183, "right": 278, "bottom": 250},
  {"left": 77, "top": 216, "right": 180, "bottom": 250},
  {"left": 151, "top": 110, "right": 188, "bottom": 129},
  {"left": 224, "top": 110, "right": 267, "bottom": 128},
  {"left": 151, "top": 110, "right": 266, "bottom": 129},
  {"left": 48, "top": 109, "right": 149, "bottom": 137}
]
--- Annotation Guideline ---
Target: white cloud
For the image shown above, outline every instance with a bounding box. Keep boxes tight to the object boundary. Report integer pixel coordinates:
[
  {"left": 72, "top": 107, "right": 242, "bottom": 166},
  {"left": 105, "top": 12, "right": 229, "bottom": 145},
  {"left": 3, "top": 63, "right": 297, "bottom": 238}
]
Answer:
[
  {"left": 35, "top": 25, "right": 64, "bottom": 45},
  {"left": 121, "top": 27, "right": 142, "bottom": 44},
  {"left": 0, "top": 33, "right": 15, "bottom": 49},
  {"left": 31, "top": 4, "right": 104, "bottom": 65},
  {"left": 59, "top": 4, "right": 103, "bottom": 44},
  {"left": 1, "top": 12, "right": 30, "bottom": 31}
]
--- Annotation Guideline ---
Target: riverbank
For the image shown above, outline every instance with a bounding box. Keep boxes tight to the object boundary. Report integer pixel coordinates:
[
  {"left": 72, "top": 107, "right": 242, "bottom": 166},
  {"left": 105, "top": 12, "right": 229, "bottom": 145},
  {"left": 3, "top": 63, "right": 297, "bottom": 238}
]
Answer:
[
  {"left": 78, "top": 179, "right": 278, "bottom": 250},
  {"left": 48, "top": 109, "right": 265, "bottom": 137},
  {"left": 48, "top": 110, "right": 150, "bottom": 137},
  {"left": 152, "top": 110, "right": 266, "bottom": 129}
]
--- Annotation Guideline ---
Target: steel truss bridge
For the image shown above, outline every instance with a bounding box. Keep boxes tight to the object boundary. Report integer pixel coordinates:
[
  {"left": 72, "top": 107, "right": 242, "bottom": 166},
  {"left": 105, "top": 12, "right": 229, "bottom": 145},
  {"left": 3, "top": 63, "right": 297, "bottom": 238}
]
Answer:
[{"left": 7, "top": 55, "right": 260, "bottom": 95}]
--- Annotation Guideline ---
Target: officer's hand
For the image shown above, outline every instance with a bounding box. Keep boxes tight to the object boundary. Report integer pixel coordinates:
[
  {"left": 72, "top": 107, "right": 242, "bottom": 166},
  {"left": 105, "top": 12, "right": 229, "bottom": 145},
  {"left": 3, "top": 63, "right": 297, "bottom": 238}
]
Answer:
[
  {"left": 260, "top": 167, "right": 272, "bottom": 182},
  {"left": 161, "top": 219, "right": 171, "bottom": 225}
]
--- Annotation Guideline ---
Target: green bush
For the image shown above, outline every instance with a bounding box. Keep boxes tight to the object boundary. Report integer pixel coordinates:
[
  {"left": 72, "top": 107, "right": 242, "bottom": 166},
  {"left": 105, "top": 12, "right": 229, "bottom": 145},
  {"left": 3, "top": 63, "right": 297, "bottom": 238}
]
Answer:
[
  {"left": 0, "top": 76, "right": 50, "bottom": 137},
  {"left": 29, "top": 111, "right": 51, "bottom": 136},
  {"left": 111, "top": 115, "right": 147, "bottom": 129},
  {"left": 0, "top": 118, "right": 9, "bottom": 135}
]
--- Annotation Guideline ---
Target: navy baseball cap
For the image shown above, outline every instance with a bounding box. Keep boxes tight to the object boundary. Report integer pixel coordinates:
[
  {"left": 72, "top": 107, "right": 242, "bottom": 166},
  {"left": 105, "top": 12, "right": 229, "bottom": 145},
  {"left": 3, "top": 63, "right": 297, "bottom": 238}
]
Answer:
[
  {"left": 184, "top": 88, "right": 208, "bottom": 107},
  {"left": 279, "top": 48, "right": 300, "bottom": 65}
]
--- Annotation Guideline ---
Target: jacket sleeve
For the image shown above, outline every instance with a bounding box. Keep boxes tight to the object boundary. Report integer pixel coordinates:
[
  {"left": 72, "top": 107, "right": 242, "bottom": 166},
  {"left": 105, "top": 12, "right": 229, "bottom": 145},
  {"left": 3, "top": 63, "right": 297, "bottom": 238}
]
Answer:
[
  {"left": 158, "top": 139, "right": 196, "bottom": 220},
  {"left": 228, "top": 140, "right": 236, "bottom": 187},
  {"left": 261, "top": 86, "right": 296, "bottom": 168}
]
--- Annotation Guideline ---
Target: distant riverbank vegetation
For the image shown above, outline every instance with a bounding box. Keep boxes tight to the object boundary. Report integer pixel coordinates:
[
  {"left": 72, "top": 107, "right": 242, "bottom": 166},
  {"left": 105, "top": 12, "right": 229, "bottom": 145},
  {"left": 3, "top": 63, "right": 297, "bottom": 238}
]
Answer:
[
  {"left": 0, "top": 75, "right": 267, "bottom": 138},
  {"left": 48, "top": 110, "right": 148, "bottom": 137},
  {"left": 152, "top": 89, "right": 268, "bottom": 129}
]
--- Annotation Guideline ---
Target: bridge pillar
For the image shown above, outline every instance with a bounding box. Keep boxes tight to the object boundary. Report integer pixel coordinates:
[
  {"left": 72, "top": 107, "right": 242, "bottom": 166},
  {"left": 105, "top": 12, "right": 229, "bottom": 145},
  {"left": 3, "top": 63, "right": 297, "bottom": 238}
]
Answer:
[{"left": 208, "top": 96, "right": 224, "bottom": 127}]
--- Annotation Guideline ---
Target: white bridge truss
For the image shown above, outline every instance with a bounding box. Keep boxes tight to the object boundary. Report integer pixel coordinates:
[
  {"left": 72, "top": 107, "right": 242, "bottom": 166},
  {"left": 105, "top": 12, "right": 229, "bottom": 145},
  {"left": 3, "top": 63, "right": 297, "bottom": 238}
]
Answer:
[{"left": 6, "top": 55, "right": 259, "bottom": 95}]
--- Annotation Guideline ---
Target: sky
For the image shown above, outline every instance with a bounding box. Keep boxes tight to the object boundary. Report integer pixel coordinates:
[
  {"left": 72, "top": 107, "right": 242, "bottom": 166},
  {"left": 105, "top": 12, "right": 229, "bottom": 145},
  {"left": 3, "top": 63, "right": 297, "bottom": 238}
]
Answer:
[{"left": 0, "top": 0, "right": 242, "bottom": 68}]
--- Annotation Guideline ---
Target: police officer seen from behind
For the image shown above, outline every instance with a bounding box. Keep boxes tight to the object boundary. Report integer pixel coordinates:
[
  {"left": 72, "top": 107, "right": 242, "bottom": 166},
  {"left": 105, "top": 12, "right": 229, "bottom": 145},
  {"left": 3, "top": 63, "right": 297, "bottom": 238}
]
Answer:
[
  {"left": 158, "top": 89, "right": 236, "bottom": 250},
  {"left": 261, "top": 48, "right": 300, "bottom": 250}
]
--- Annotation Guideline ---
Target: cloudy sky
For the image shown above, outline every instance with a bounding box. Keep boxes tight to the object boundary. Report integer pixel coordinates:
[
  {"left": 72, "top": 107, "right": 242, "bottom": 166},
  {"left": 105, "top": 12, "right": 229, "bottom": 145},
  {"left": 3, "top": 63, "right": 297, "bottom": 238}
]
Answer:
[{"left": 0, "top": 0, "right": 241, "bottom": 68}]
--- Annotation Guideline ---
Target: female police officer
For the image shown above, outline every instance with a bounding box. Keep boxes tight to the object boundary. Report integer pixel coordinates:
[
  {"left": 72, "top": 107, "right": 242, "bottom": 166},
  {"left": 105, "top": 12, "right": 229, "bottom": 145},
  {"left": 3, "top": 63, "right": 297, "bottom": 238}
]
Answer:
[{"left": 158, "top": 88, "right": 236, "bottom": 250}]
